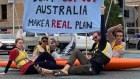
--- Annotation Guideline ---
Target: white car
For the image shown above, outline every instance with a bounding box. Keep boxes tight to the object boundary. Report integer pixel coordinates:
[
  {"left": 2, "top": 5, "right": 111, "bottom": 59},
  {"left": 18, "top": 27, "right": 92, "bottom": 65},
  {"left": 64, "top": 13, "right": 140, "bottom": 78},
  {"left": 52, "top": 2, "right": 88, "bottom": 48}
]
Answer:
[
  {"left": 0, "top": 34, "right": 15, "bottom": 50},
  {"left": 50, "top": 33, "right": 94, "bottom": 51},
  {"left": 75, "top": 33, "right": 94, "bottom": 50},
  {"left": 22, "top": 32, "right": 48, "bottom": 52},
  {"left": 16, "top": 30, "right": 48, "bottom": 52}
]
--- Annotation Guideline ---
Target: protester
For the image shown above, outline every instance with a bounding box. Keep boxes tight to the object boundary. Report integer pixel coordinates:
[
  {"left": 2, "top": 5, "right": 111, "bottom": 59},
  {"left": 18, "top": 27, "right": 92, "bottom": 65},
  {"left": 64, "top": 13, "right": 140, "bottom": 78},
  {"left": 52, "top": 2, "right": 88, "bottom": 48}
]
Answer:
[
  {"left": 107, "top": 24, "right": 126, "bottom": 58},
  {"left": 33, "top": 37, "right": 60, "bottom": 62},
  {"left": 34, "top": 5, "right": 113, "bottom": 76},
  {"left": 0, "top": 38, "right": 63, "bottom": 75}
]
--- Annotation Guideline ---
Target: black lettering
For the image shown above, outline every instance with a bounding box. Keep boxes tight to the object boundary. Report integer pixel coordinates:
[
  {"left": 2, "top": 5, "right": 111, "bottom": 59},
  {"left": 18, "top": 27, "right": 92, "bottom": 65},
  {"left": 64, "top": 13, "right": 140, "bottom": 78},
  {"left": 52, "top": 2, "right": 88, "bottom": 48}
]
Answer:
[
  {"left": 53, "top": 6, "right": 59, "bottom": 14},
  {"left": 73, "top": 6, "right": 78, "bottom": 15},
  {"left": 80, "top": 5, "right": 82, "bottom": 15},
  {"left": 28, "top": 19, "right": 34, "bottom": 26},
  {"left": 83, "top": 6, "right": 87, "bottom": 15},
  {"left": 33, "top": 0, "right": 37, "bottom": 2},
  {"left": 47, "top": 5, "right": 51, "bottom": 14},
  {"left": 66, "top": 6, "right": 72, "bottom": 15},
  {"left": 87, "top": 22, "right": 92, "bottom": 28},
  {"left": 45, "top": 19, "right": 50, "bottom": 27},
  {"left": 75, "top": 21, "right": 81, "bottom": 29},
  {"left": 59, "top": 6, "right": 65, "bottom": 15},
  {"left": 36, "top": 5, "right": 87, "bottom": 15},
  {"left": 75, "top": 21, "right": 92, "bottom": 29},
  {"left": 36, "top": 5, "right": 42, "bottom": 14},
  {"left": 83, "top": 22, "right": 86, "bottom": 28},
  {"left": 36, "top": 19, "right": 41, "bottom": 26},
  {"left": 33, "top": 0, "right": 53, "bottom": 2},
  {"left": 42, "top": 5, "right": 47, "bottom": 14},
  {"left": 40, "top": 19, "right": 45, "bottom": 27},
  {"left": 28, "top": 19, "right": 45, "bottom": 27}
]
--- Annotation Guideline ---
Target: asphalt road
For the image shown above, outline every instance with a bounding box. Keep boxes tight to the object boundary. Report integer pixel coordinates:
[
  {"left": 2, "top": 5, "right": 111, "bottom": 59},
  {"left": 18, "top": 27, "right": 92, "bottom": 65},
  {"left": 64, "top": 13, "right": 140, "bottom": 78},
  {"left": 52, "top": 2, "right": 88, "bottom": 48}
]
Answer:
[{"left": 0, "top": 53, "right": 140, "bottom": 79}]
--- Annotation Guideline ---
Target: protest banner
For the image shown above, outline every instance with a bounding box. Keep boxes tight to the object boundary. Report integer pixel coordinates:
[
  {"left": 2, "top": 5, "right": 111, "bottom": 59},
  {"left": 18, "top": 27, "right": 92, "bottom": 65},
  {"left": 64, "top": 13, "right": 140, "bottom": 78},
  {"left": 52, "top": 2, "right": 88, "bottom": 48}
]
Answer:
[{"left": 23, "top": 0, "right": 103, "bottom": 33}]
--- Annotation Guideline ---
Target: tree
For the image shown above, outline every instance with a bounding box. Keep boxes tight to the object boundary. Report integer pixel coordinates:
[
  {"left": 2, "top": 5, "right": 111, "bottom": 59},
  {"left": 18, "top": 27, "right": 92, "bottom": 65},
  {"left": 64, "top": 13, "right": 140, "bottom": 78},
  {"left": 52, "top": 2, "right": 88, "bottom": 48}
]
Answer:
[{"left": 104, "top": 0, "right": 123, "bottom": 29}]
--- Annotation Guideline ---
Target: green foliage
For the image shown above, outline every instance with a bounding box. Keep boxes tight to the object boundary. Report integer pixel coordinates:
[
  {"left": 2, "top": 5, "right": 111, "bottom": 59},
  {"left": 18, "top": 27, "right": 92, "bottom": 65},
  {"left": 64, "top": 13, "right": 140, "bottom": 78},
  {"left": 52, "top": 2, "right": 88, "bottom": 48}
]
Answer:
[{"left": 104, "top": 0, "right": 123, "bottom": 29}]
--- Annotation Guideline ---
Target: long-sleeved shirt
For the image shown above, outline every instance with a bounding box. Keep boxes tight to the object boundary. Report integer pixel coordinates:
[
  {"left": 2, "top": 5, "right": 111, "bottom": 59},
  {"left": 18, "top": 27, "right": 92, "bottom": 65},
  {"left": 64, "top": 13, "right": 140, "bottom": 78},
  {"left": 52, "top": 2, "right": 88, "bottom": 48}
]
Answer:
[
  {"left": 107, "top": 26, "right": 126, "bottom": 58},
  {"left": 4, "top": 48, "right": 33, "bottom": 74}
]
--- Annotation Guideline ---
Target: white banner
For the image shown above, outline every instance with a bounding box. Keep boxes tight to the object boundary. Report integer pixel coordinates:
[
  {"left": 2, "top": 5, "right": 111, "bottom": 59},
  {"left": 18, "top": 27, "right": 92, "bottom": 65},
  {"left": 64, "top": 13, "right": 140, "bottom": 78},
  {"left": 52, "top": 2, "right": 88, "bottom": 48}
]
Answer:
[{"left": 23, "top": 0, "right": 103, "bottom": 33}]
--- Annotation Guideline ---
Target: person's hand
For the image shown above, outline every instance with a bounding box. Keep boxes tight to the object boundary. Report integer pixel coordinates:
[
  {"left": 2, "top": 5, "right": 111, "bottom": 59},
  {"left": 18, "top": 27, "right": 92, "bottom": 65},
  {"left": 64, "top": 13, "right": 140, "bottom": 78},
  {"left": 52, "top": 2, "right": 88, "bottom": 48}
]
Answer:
[
  {"left": 114, "top": 24, "right": 123, "bottom": 32},
  {"left": 86, "top": 55, "right": 92, "bottom": 60},
  {"left": 101, "top": 5, "right": 106, "bottom": 15},
  {"left": 0, "top": 72, "right": 6, "bottom": 75},
  {"left": 50, "top": 38, "right": 55, "bottom": 41},
  {"left": 115, "top": 24, "right": 122, "bottom": 29},
  {"left": 50, "top": 38, "right": 59, "bottom": 46}
]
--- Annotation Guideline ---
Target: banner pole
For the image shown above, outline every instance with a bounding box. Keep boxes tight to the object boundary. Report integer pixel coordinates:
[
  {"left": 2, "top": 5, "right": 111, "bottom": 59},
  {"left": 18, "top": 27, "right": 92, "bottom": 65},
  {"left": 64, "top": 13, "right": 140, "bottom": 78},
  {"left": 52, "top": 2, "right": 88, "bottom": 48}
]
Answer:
[
  {"left": 105, "top": 0, "right": 113, "bottom": 27},
  {"left": 48, "top": 33, "right": 50, "bottom": 45},
  {"left": 86, "top": 33, "right": 88, "bottom": 56}
]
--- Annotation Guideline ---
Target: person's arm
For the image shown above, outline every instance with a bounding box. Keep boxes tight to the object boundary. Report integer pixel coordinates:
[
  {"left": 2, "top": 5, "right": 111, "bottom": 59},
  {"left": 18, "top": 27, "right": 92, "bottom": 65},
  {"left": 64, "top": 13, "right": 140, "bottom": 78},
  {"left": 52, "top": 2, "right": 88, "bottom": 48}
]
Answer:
[
  {"left": 4, "top": 60, "right": 12, "bottom": 73},
  {"left": 107, "top": 26, "right": 116, "bottom": 43},
  {"left": 98, "top": 5, "right": 106, "bottom": 50},
  {"left": 32, "top": 47, "right": 39, "bottom": 62},
  {"left": 107, "top": 24, "right": 123, "bottom": 43},
  {"left": 50, "top": 38, "right": 59, "bottom": 46},
  {"left": 89, "top": 43, "right": 97, "bottom": 52},
  {"left": 0, "top": 49, "right": 18, "bottom": 74}
]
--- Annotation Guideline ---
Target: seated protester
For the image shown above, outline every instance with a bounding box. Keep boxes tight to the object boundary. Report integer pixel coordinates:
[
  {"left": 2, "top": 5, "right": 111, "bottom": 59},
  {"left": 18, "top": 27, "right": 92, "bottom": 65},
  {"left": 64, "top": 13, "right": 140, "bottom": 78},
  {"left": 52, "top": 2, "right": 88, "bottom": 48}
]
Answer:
[
  {"left": 107, "top": 24, "right": 126, "bottom": 58},
  {"left": 33, "top": 37, "right": 60, "bottom": 62},
  {"left": 49, "top": 38, "right": 61, "bottom": 58},
  {"left": 34, "top": 5, "right": 113, "bottom": 76},
  {"left": 0, "top": 38, "right": 63, "bottom": 75},
  {"left": 89, "top": 31, "right": 100, "bottom": 53}
]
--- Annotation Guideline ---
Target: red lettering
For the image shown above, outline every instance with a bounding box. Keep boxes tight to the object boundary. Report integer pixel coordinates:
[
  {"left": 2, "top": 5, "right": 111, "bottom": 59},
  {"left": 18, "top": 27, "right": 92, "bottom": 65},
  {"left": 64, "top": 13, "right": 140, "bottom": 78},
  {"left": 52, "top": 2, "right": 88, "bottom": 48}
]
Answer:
[
  {"left": 93, "top": 0, "right": 96, "bottom": 2},
  {"left": 52, "top": 20, "right": 72, "bottom": 29},
  {"left": 52, "top": 20, "right": 56, "bottom": 28},
  {"left": 62, "top": 21, "right": 66, "bottom": 28},
  {"left": 57, "top": 20, "right": 62, "bottom": 28},
  {"left": 67, "top": 21, "right": 72, "bottom": 29}
]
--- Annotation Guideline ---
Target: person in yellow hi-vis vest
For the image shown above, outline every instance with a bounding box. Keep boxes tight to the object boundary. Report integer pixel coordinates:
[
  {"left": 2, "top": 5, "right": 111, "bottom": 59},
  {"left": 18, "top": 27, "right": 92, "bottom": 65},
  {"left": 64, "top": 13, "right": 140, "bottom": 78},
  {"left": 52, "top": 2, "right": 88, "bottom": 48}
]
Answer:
[
  {"left": 34, "top": 5, "right": 113, "bottom": 76},
  {"left": 32, "top": 37, "right": 60, "bottom": 62},
  {"left": 107, "top": 24, "right": 126, "bottom": 58},
  {"left": 0, "top": 38, "right": 63, "bottom": 75}
]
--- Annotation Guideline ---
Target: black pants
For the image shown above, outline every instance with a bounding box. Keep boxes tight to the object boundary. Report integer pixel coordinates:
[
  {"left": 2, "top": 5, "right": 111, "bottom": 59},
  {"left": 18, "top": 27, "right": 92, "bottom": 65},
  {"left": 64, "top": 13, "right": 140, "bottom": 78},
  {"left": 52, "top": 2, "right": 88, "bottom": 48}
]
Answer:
[{"left": 25, "top": 52, "right": 63, "bottom": 74}]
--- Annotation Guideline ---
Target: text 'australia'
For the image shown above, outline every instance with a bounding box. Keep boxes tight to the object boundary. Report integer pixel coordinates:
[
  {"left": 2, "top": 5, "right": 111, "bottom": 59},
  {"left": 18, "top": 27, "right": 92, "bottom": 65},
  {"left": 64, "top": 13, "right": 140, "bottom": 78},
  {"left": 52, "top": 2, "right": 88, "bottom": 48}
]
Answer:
[{"left": 36, "top": 5, "right": 87, "bottom": 15}]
